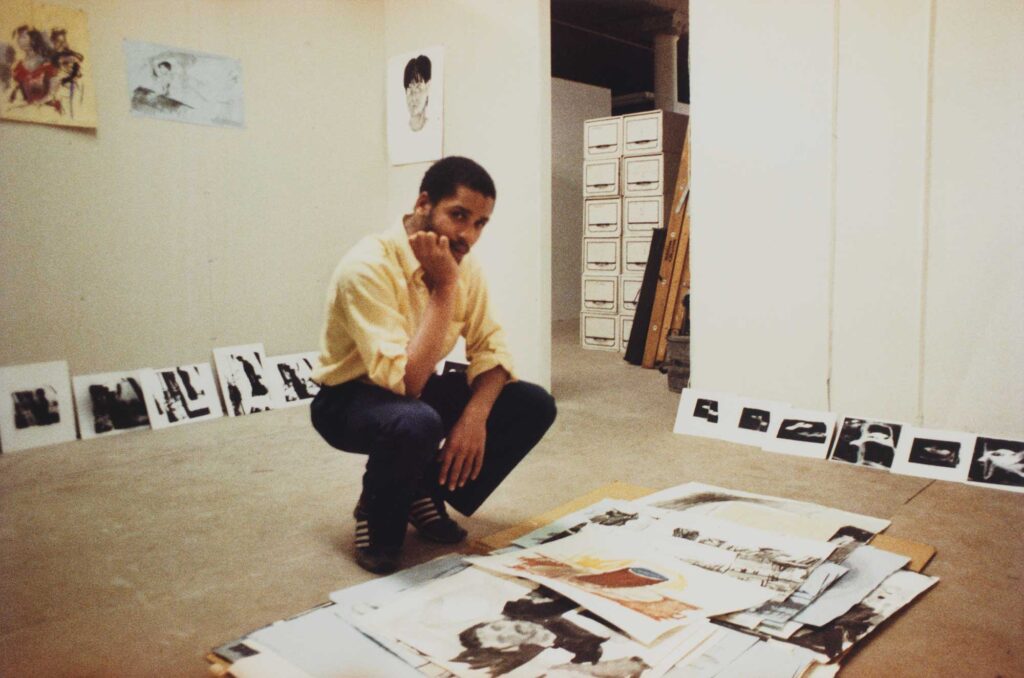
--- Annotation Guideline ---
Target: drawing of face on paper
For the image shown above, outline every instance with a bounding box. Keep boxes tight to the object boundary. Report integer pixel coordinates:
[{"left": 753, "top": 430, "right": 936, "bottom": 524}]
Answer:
[
  {"left": 387, "top": 45, "right": 443, "bottom": 165},
  {"left": 0, "top": 1, "right": 97, "bottom": 128},
  {"left": 403, "top": 54, "right": 431, "bottom": 131}
]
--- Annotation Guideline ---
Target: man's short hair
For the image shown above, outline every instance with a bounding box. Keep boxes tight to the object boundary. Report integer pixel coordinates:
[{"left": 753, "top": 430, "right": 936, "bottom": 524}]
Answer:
[
  {"left": 420, "top": 156, "right": 496, "bottom": 204},
  {"left": 403, "top": 55, "right": 431, "bottom": 89}
]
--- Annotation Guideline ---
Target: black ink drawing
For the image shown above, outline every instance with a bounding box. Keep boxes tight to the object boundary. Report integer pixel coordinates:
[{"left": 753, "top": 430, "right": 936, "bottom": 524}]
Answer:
[
  {"left": 143, "top": 363, "right": 221, "bottom": 430},
  {"left": 452, "top": 587, "right": 649, "bottom": 678},
  {"left": 213, "top": 344, "right": 278, "bottom": 416},
  {"left": 0, "top": 361, "right": 77, "bottom": 452},
  {"left": 968, "top": 437, "right": 1024, "bottom": 489},
  {"left": 12, "top": 385, "right": 60, "bottom": 428},
  {"left": 776, "top": 419, "right": 827, "bottom": 444},
  {"left": 271, "top": 352, "right": 321, "bottom": 405},
  {"left": 539, "top": 508, "right": 642, "bottom": 545},
  {"left": 830, "top": 417, "right": 902, "bottom": 469},
  {"left": 908, "top": 437, "right": 960, "bottom": 468},
  {"left": 73, "top": 371, "right": 150, "bottom": 438},
  {"left": 738, "top": 407, "right": 770, "bottom": 432},
  {"left": 124, "top": 40, "right": 244, "bottom": 128},
  {"left": 694, "top": 398, "right": 719, "bottom": 423}
]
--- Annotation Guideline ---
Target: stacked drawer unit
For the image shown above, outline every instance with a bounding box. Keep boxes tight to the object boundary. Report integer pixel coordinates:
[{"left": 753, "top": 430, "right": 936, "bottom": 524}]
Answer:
[{"left": 580, "top": 110, "right": 688, "bottom": 352}]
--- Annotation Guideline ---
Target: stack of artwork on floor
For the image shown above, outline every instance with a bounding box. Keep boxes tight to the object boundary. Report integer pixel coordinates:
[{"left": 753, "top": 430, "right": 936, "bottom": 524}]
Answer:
[
  {"left": 208, "top": 481, "right": 938, "bottom": 677},
  {"left": 0, "top": 345, "right": 320, "bottom": 453},
  {"left": 673, "top": 389, "right": 1024, "bottom": 495}
]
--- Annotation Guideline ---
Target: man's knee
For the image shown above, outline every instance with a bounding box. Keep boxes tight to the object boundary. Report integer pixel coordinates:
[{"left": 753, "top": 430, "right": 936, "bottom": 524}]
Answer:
[
  {"left": 380, "top": 400, "right": 445, "bottom": 457},
  {"left": 502, "top": 381, "right": 557, "bottom": 431}
]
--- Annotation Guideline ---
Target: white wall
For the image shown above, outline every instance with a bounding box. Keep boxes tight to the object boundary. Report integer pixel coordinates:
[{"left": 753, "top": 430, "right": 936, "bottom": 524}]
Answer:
[
  {"left": 691, "top": 0, "right": 1023, "bottom": 436},
  {"left": 384, "top": 1, "right": 553, "bottom": 388},
  {"left": 0, "top": 0, "right": 387, "bottom": 373},
  {"left": 551, "top": 78, "right": 611, "bottom": 322}
]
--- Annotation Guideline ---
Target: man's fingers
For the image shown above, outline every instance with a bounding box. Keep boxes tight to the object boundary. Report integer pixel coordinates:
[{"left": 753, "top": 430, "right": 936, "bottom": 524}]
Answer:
[
  {"left": 471, "top": 449, "right": 484, "bottom": 481},
  {"left": 457, "top": 452, "right": 476, "bottom": 487},
  {"left": 447, "top": 455, "right": 466, "bottom": 491},
  {"left": 438, "top": 448, "right": 453, "bottom": 485}
]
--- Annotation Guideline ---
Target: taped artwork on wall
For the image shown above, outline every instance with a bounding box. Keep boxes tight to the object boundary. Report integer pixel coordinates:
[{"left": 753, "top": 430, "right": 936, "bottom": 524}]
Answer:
[
  {"left": 73, "top": 369, "right": 152, "bottom": 439},
  {"left": 0, "top": 1, "right": 97, "bottom": 128},
  {"left": 213, "top": 344, "right": 279, "bottom": 416},
  {"left": 141, "top": 363, "right": 222, "bottom": 430},
  {"left": 0, "top": 360, "right": 77, "bottom": 452},
  {"left": 387, "top": 45, "right": 443, "bottom": 165},
  {"left": 123, "top": 40, "right": 244, "bottom": 128}
]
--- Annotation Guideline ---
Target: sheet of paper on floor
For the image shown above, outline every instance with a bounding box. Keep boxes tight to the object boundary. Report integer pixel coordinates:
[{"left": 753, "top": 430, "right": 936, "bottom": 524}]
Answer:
[
  {"left": 469, "top": 527, "right": 774, "bottom": 645},
  {"left": 661, "top": 627, "right": 760, "bottom": 678},
  {"left": 640, "top": 512, "right": 836, "bottom": 601},
  {"left": 701, "top": 502, "right": 847, "bottom": 541},
  {"left": 639, "top": 482, "right": 890, "bottom": 535},
  {"left": 783, "top": 570, "right": 938, "bottom": 662},
  {"left": 330, "top": 553, "right": 470, "bottom": 669},
  {"left": 356, "top": 565, "right": 711, "bottom": 678},
  {"left": 512, "top": 498, "right": 670, "bottom": 548},
  {"left": 228, "top": 639, "right": 315, "bottom": 678},
  {"left": 722, "top": 561, "right": 850, "bottom": 633},
  {"left": 246, "top": 603, "right": 428, "bottom": 678},
  {"left": 714, "top": 639, "right": 820, "bottom": 678},
  {"left": 793, "top": 545, "right": 909, "bottom": 627}
]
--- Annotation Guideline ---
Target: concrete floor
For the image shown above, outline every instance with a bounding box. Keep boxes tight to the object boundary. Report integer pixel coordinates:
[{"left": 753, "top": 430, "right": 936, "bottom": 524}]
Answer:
[{"left": 1, "top": 321, "right": 1022, "bottom": 676}]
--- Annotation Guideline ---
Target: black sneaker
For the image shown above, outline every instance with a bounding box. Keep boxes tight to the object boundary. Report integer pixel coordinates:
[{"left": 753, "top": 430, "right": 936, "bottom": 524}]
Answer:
[
  {"left": 353, "top": 503, "right": 400, "bottom": 575},
  {"left": 408, "top": 496, "right": 468, "bottom": 544}
]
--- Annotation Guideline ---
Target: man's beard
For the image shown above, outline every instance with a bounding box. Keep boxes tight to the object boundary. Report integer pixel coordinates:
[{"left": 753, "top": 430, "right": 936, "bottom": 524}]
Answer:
[{"left": 426, "top": 209, "right": 468, "bottom": 260}]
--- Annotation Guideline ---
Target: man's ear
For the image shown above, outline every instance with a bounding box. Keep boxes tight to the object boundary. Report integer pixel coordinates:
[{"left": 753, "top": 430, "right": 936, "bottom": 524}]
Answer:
[{"left": 414, "top": 191, "right": 432, "bottom": 215}]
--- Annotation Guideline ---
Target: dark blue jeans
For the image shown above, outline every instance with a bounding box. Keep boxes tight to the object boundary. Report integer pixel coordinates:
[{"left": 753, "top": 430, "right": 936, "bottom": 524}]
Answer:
[{"left": 310, "top": 371, "right": 556, "bottom": 548}]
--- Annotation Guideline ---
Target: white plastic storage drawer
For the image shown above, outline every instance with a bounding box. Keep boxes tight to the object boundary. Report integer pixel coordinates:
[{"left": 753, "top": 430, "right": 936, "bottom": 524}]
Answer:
[
  {"left": 622, "top": 155, "right": 664, "bottom": 196},
  {"left": 583, "top": 198, "right": 622, "bottom": 238},
  {"left": 620, "top": 315, "right": 635, "bottom": 353},
  {"left": 582, "top": 238, "right": 620, "bottom": 274},
  {"left": 622, "top": 111, "right": 662, "bottom": 156},
  {"left": 580, "top": 313, "right": 619, "bottom": 351},
  {"left": 623, "top": 196, "right": 663, "bottom": 234},
  {"left": 581, "top": 275, "right": 618, "bottom": 314},
  {"left": 583, "top": 116, "right": 622, "bottom": 159},
  {"left": 622, "top": 238, "right": 652, "bottom": 273},
  {"left": 583, "top": 159, "right": 620, "bottom": 198},
  {"left": 619, "top": 276, "right": 644, "bottom": 314}
]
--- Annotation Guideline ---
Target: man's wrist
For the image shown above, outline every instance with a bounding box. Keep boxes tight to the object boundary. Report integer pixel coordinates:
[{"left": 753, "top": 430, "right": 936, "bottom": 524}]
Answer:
[{"left": 430, "top": 280, "right": 458, "bottom": 299}]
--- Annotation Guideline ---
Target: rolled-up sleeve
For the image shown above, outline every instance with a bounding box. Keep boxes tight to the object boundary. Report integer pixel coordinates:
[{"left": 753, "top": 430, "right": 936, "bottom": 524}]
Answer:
[
  {"left": 461, "top": 262, "right": 516, "bottom": 385},
  {"left": 339, "top": 267, "right": 410, "bottom": 395}
]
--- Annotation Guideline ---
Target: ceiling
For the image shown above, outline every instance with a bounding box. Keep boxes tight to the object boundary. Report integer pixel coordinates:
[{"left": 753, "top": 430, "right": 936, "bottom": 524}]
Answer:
[{"left": 551, "top": 0, "right": 690, "bottom": 110}]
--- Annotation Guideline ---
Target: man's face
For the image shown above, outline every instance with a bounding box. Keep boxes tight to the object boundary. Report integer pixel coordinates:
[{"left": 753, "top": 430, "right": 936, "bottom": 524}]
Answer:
[
  {"left": 420, "top": 185, "right": 494, "bottom": 264},
  {"left": 405, "top": 77, "right": 429, "bottom": 117}
]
